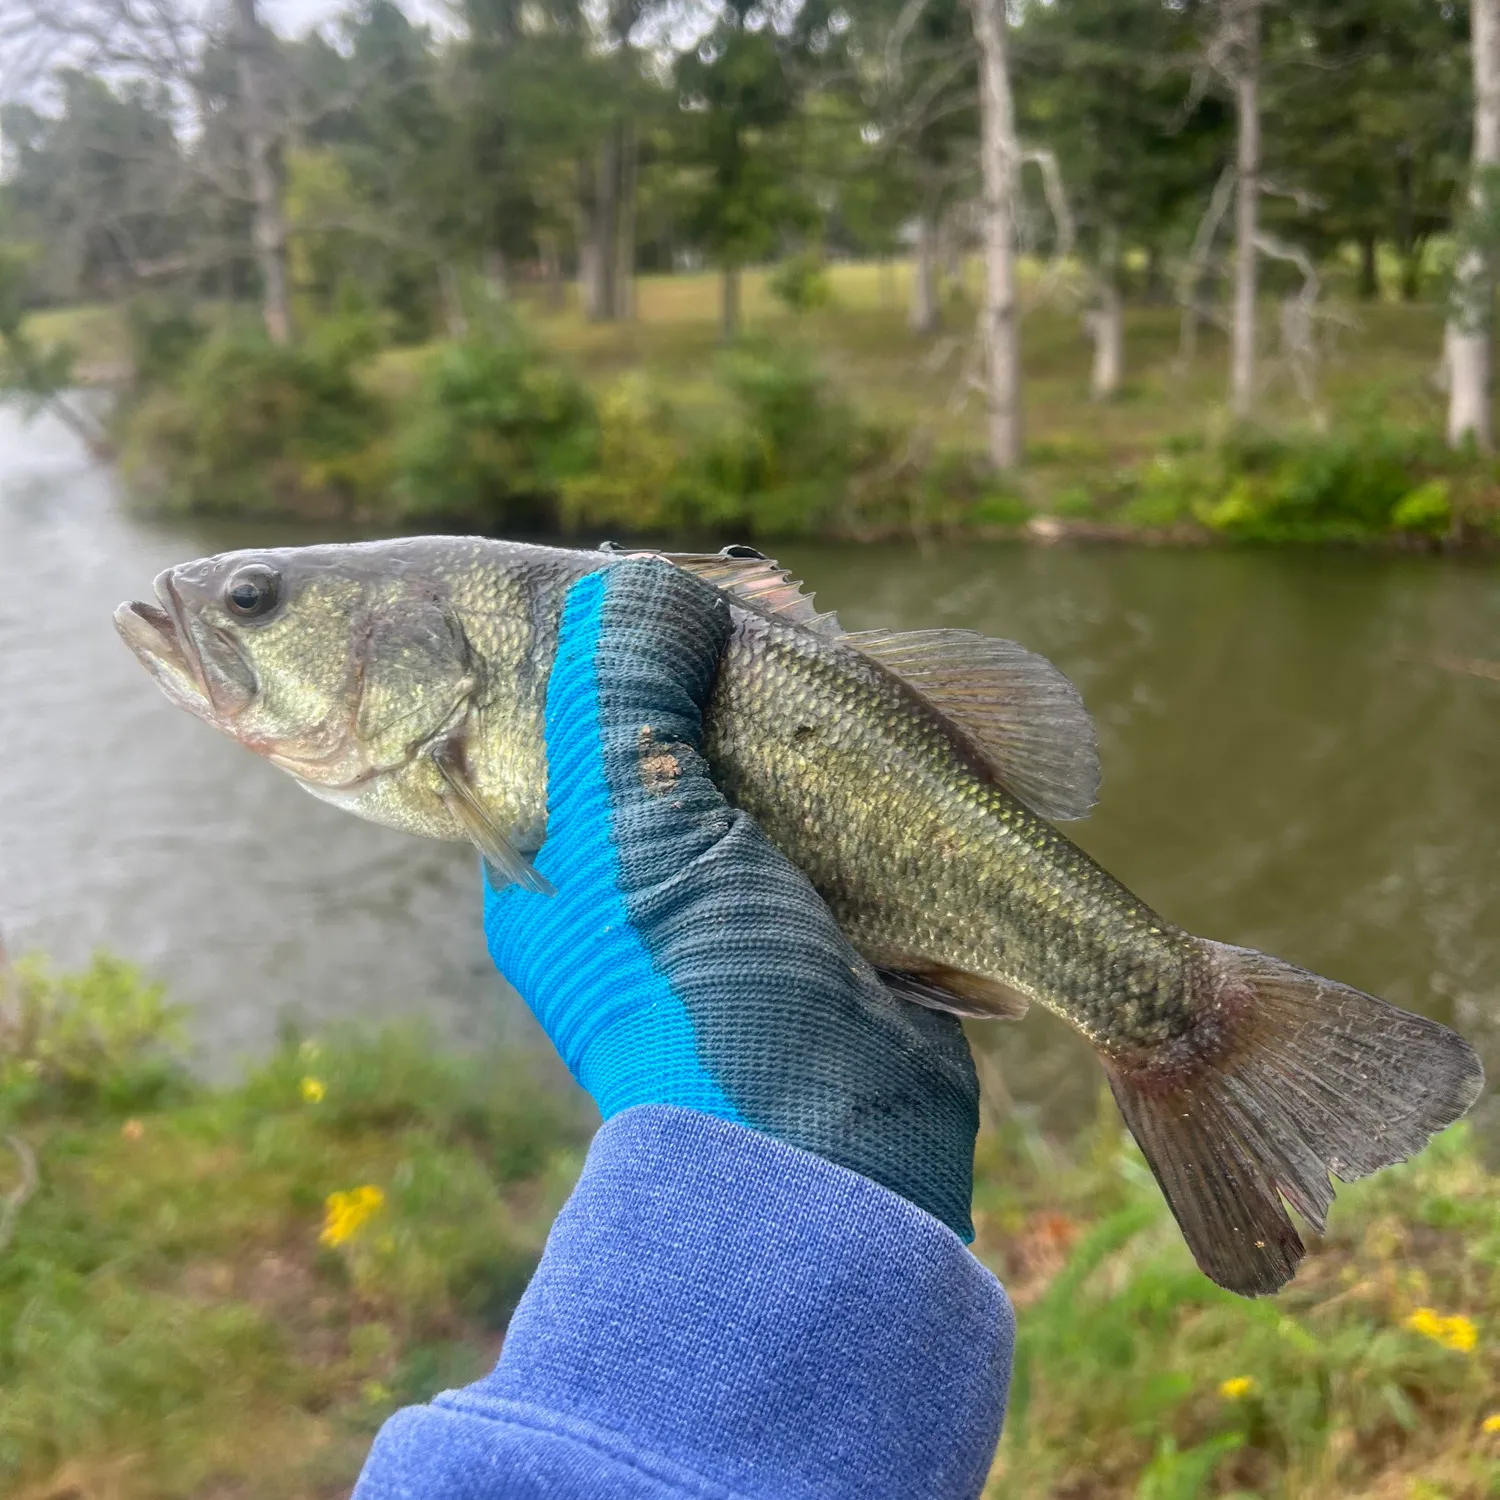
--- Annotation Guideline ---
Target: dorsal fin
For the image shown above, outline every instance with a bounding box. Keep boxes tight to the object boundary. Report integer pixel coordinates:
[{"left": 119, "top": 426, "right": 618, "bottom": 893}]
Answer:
[
  {"left": 847, "top": 629, "right": 1101, "bottom": 822},
  {"left": 637, "top": 544, "right": 1099, "bottom": 821},
  {"left": 639, "top": 547, "right": 844, "bottom": 638}
]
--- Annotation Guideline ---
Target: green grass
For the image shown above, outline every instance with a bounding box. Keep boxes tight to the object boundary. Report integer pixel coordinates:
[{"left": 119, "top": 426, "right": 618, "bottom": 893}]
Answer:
[{"left": 4, "top": 953, "right": 1498, "bottom": 1499}]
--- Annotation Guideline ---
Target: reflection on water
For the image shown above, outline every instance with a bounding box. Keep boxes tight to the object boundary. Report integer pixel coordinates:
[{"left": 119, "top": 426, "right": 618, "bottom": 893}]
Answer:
[{"left": 2, "top": 409, "right": 1496, "bottom": 1136}]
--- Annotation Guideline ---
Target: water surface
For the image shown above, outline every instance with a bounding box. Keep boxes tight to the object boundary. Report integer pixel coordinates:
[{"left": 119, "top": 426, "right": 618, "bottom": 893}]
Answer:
[{"left": 3, "top": 409, "right": 1496, "bottom": 1136}]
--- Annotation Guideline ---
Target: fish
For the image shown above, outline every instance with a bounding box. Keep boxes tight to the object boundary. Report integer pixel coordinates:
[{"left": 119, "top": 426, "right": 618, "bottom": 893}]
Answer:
[{"left": 115, "top": 536, "right": 1485, "bottom": 1296}]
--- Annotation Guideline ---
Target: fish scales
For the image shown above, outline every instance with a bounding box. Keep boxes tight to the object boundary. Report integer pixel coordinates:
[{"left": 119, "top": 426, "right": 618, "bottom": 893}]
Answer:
[{"left": 115, "top": 535, "right": 1484, "bottom": 1297}]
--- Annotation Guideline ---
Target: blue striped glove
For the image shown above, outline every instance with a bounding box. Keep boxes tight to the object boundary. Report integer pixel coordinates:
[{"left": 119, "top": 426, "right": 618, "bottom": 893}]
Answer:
[{"left": 483, "top": 559, "right": 980, "bottom": 1238}]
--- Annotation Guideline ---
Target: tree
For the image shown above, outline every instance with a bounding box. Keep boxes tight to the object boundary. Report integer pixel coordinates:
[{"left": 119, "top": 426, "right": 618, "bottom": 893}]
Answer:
[
  {"left": 674, "top": 1, "right": 814, "bottom": 339},
  {"left": 967, "top": 0, "right": 1021, "bottom": 468},
  {"left": 1017, "top": 0, "right": 1227, "bottom": 399},
  {"left": 233, "top": 0, "right": 291, "bottom": 343},
  {"left": 1448, "top": 0, "right": 1500, "bottom": 450}
]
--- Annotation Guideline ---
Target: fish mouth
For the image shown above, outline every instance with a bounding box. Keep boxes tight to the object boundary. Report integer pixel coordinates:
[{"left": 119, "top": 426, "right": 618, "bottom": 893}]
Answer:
[{"left": 113, "top": 570, "right": 256, "bottom": 720}]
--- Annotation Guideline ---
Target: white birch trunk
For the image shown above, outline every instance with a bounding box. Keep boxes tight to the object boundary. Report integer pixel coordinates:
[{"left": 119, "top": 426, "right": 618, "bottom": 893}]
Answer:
[
  {"left": 910, "top": 209, "right": 940, "bottom": 334},
  {"left": 233, "top": 0, "right": 291, "bottom": 346},
  {"left": 1229, "top": 0, "right": 1260, "bottom": 418},
  {"left": 1090, "top": 228, "right": 1124, "bottom": 400},
  {"left": 967, "top": 0, "right": 1022, "bottom": 470},
  {"left": 1448, "top": 0, "right": 1500, "bottom": 449}
]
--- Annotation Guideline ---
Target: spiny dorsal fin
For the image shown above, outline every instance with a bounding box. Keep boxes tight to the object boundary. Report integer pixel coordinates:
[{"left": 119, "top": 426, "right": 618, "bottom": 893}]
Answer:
[
  {"left": 642, "top": 546, "right": 844, "bottom": 638},
  {"left": 847, "top": 629, "right": 1101, "bottom": 822}
]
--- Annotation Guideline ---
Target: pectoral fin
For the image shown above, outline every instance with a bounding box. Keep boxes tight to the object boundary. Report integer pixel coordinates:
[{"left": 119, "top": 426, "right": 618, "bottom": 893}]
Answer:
[{"left": 431, "top": 741, "right": 555, "bottom": 896}]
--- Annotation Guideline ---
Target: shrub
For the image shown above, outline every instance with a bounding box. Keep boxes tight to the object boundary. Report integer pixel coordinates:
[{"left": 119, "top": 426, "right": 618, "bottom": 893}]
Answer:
[
  {"left": 0, "top": 952, "right": 191, "bottom": 1117},
  {"left": 393, "top": 319, "right": 597, "bottom": 527},
  {"left": 119, "top": 324, "right": 389, "bottom": 517},
  {"left": 768, "top": 250, "right": 834, "bottom": 313}
]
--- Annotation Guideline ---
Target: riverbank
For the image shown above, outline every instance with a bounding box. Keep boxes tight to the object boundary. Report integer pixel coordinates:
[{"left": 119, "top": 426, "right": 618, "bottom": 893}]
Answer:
[
  {"left": 4, "top": 953, "right": 1498, "bottom": 1499},
  {"left": 24, "top": 263, "right": 1500, "bottom": 546}
]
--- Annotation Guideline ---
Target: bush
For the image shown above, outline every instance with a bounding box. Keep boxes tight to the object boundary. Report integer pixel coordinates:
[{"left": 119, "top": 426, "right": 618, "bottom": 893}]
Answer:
[
  {"left": 120, "top": 323, "right": 389, "bottom": 517},
  {"left": 0, "top": 952, "right": 191, "bottom": 1118},
  {"left": 768, "top": 250, "right": 834, "bottom": 313},
  {"left": 393, "top": 319, "right": 597, "bottom": 527},
  {"left": 1120, "top": 426, "right": 1461, "bottom": 543}
]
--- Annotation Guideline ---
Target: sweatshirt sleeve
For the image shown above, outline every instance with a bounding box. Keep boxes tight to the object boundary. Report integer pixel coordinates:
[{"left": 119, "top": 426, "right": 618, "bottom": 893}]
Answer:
[{"left": 351, "top": 1105, "right": 1014, "bottom": 1500}]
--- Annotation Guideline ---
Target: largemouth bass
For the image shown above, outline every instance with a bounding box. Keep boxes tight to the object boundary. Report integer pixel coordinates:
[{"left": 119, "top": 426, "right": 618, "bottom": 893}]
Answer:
[{"left": 115, "top": 537, "right": 1484, "bottom": 1295}]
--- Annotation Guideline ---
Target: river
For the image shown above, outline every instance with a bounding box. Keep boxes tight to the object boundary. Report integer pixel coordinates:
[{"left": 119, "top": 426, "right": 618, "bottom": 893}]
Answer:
[{"left": 2, "top": 407, "right": 1497, "bottom": 1138}]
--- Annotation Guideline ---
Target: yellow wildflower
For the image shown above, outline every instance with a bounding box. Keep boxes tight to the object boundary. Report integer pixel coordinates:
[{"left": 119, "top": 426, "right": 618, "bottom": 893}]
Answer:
[
  {"left": 1219, "top": 1376, "right": 1256, "bottom": 1400},
  {"left": 320, "top": 1185, "right": 386, "bottom": 1247},
  {"left": 1482, "top": 1412, "right": 1500, "bottom": 1434},
  {"left": 300, "top": 1076, "right": 326, "bottom": 1104},
  {"left": 1403, "top": 1307, "right": 1478, "bottom": 1353}
]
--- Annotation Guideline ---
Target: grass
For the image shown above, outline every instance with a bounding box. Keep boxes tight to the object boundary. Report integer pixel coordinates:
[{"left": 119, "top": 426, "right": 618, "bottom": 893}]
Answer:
[{"left": 3, "top": 953, "right": 1498, "bottom": 1499}]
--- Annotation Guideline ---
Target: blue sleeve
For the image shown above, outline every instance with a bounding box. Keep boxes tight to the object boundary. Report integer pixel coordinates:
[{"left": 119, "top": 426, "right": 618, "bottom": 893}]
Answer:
[{"left": 352, "top": 1106, "right": 1014, "bottom": 1500}]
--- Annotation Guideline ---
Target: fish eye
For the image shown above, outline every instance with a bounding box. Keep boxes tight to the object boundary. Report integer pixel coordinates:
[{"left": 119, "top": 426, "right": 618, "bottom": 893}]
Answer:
[{"left": 223, "top": 565, "right": 281, "bottom": 620}]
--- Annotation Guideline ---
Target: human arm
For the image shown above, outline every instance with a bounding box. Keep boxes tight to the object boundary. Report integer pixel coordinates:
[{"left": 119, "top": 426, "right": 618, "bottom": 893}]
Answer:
[{"left": 352, "top": 560, "right": 1015, "bottom": 1500}]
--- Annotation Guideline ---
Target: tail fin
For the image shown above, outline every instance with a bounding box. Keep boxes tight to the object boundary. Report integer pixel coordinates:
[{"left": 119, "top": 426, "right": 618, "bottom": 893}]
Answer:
[{"left": 1105, "top": 941, "right": 1484, "bottom": 1297}]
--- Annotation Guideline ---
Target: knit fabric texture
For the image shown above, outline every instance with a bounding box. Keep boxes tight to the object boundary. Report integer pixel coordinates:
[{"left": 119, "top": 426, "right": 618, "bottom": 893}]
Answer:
[
  {"left": 352, "top": 1105, "right": 1015, "bottom": 1500},
  {"left": 484, "top": 560, "right": 980, "bottom": 1237}
]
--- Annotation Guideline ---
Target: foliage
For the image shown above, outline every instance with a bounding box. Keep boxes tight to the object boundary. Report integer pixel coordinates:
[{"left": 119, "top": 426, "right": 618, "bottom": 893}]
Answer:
[
  {"left": 767, "top": 250, "right": 835, "bottom": 314},
  {"left": 4, "top": 954, "right": 1499, "bottom": 1499},
  {"left": 0, "top": 954, "right": 587, "bottom": 1498},
  {"left": 393, "top": 316, "right": 597, "bottom": 525},
  {"left": 1119, "top": 426, "right": 1464, "bottom": 543},
  {"left": 0, "top": 953, "right": 190, "bottom": 1118},
  {"left": 119, "top": 321, "right": 389, "bottom": 516}
]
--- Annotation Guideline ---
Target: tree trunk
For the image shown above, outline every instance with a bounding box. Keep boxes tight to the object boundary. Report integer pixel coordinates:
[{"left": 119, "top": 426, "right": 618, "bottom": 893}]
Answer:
[
  {"left": 584, "top": 128, "right": 621, "bottom": 323},
  {"left": 1357, "top": 232, "right": 1380, "bottom": 300},
  {"left": 614, "top": 119, "right": 638, "bottom": 321},
  {"left": 483, "top": 247, "right": 507, "bottom": 301},
  {"left": 967, "top": 0, "right": 1023, "bottom": 471},
  {"left": 232, "top": 0, "right": 291, "bottom": 345},
  {"left": 541, "top": 235, "right": 566, "bottom": 314},
  {"left": 1143, "top": 244, "right": 1166, "bottom": 304},
  {"left": 439, "top": 263, "right": 468, "bottom": 339},
  {"left": 1447, "top": 0, "right": 1500, "bottom": 450},
  {"left": 1229, "top": 0, "right": 1261, "bottom": 419},
  {"left": 721, "top": 263, "right": 741, "bottom": 340},
  {"left": 1090, "top": 229, "right": 1124, "bottom": 400},
  {"left": 910, "top": 208, "right": 940, "bottom": 334},
  {"left": 1400, "top": 240, "right": 1426, "bottom": 302}
]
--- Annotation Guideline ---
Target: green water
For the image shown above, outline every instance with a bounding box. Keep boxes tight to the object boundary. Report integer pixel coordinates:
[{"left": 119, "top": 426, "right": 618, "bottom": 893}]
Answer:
[{"left": 2, "top": 408, "right": 1495, "bottom": 1134}]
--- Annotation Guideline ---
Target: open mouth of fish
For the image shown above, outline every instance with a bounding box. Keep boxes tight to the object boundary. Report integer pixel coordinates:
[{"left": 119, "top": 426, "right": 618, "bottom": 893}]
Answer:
[{"left": 113, "top": 571, "right": 252, "bottom": 720}]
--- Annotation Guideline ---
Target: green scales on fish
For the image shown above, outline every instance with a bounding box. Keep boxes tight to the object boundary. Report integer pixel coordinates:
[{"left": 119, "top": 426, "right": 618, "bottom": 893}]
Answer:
[{"left": 115, "top": 537, "right": 1485, "bottom": 1297}]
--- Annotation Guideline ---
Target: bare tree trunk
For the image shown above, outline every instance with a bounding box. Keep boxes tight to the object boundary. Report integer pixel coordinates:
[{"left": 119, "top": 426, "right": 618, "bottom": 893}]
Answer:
[
  {"left": 910, "top": 207, "right": 940, "bottom": 334},
  {"left": 967, "top": 0, "right": 1022, "bottom": 470},
  {"left": 1089, "top": 228, "right": 1124, "bottom": 400},
  {"left": 1229, "top": 0, "right": 1261, "bottom": 418},
  {"left": 233, "top": 0, "right": 291, "bottom": 345},
  {"left": 722, "top": 263, "right": 741, "bottom": 340},
  {"left": 1448, "top": 0, "right": 1500, "bottom": 450},
  {"left": 615, "top": 119, "right": 638, "bottom": 321}
]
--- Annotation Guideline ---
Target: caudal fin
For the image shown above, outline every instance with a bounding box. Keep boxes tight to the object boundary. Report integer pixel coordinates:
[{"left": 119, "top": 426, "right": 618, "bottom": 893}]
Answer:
[{"left": 1105, "top": 941, "right": 1485, "bottom": 1297}]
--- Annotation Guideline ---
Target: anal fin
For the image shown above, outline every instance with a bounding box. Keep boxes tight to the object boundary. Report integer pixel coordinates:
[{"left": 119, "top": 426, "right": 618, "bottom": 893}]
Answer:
[{"left": 878, "top": 963, "right": 1030, "bottom": 1020}]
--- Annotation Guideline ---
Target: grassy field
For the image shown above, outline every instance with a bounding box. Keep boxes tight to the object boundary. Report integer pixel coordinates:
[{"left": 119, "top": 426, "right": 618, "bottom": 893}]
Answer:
[
  {"left": 28, "top": 259, "right": 1500, "bottom": 539},
  {"left": 4, "top": 953, "right": 1498, "bottom": 1500}
]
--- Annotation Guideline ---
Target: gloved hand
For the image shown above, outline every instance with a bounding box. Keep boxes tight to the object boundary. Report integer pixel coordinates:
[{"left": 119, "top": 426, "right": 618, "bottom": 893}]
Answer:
[{"left": 483, "top": 558, "right": 980, "bottom": 1238}]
